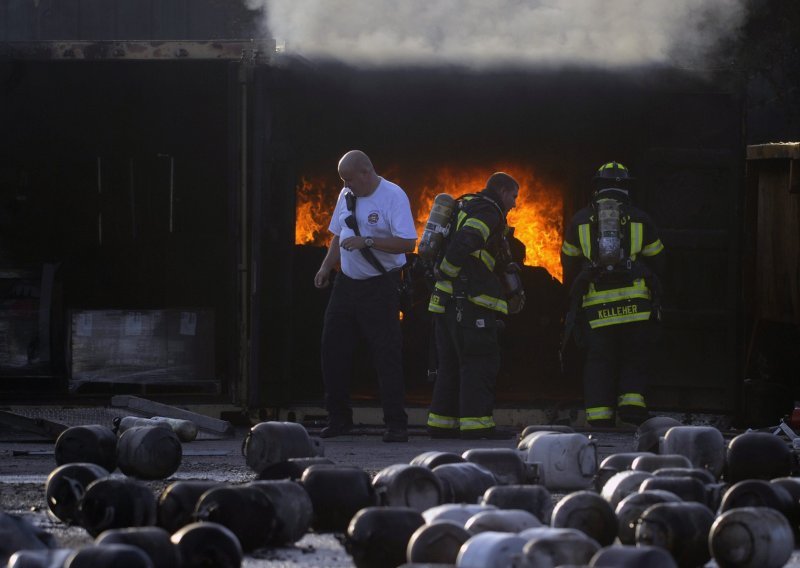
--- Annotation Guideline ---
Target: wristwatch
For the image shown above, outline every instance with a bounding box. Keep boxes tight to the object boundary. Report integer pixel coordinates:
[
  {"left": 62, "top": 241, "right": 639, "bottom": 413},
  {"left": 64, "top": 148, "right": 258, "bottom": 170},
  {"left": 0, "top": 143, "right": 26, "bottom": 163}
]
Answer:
[{"left": 364, "top": 237, "right": 375, "bottom": 248}]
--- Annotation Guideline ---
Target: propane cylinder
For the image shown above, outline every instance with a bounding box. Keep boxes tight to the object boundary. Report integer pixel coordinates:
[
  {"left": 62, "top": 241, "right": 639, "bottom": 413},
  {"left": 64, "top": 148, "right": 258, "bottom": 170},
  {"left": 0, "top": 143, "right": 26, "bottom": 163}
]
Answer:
[
  {"left": 344, "top": 506, "right": 424, "bottom": 568},
  {"left": 417, "top": 193, "right": 457, "bottom": 262},
  {"left": 718, "top": 478, "right": 794, "bottom": 516},
  {"left": 243, "top": 421, "right": 319, "bottom": 475},
  {"left": 455, "top": 531, "right": 527, "bottom": 568},
  {"left": 54, "top": 424, "right": 118, "bottom": 472},
  {"left": 635, "top": 501, "right": 715, "bottom": 567},
  {"left": 464, "top": 508, "right": 541, "bottom": 534},
  {"left": 45, "top": 462, "right": 110, "bottom": 524},
  {"left": 422, "top": 503, "right": 496, "bottom": 527},
  {"left": 116, "top": 426, "right": 182, "bottom": 480},
  {"left": 634, "top": 416, "right": 683, "bottom": 453},
  {"left": 63, "top": 544, "right": 153, "bottom": 568},
  {"left": 551, "top": 490, "right": 617, "bottom": 546},
  {"left": 614, "top": 489, "right": 682, "bottom": 545},
  {"left": 651, "top": 466, "right": 716, "bottom": 485},
  {"left": 660, "top": 425, "right": 725, "bottom": 479},
  {"left": 596, "top": 198, "right": 623, "bottom": 268},
  {"left": 518, "top": 533, "right": 600, "bottom": 568},
  {"left": 595, "top": 452, "right": 654, "bottom": 492},
  {"left": 630, "top": 454, "right": 692, "bottom": 473},
  {"left": 590, "top": 544, "right": 678, "bottom": 568},
  {"left": 78, "top": 478, "right": 157, "bottom": 537},
  {"left": 518, "top": 424, "right": 575, "bottom": 440},
  {"left": 94, "top": 526, "right": 179, "bottom": 568},
  {"left": 725, "top": 431, "right": 792, "bottom": 483},
  {"left": 410, "top": 450, "right": 465, "bottom": 470},
  {"left": 116, "top": 416, "right": 197, "bottom": 443},
  {"left": 516, "top": 430, "right": 558, "bottom": 451},
  {"left": 431, "top": 462, "right": 497, "bottom": 503},
  {"left": 371, "top": 463, "right": 444, "bottom": 511},
  {"left": 638, "top": 475, "right": 709, "bottom": 505},
  {"left": 462, "top": 447, "right": 533, "bottom": 485},
  {"left": 7, "top": 549, "right": 73, "bottom": 568},
  {"left": 170, "top": 522, "right": 242, "bottom": 568},
  {"left": 709, "top": 506, "right": 794, "bottom": 568},
  {"left": 256, "top": 456, "right": 334, "bottom": 481},
  {"left": 406, "top": 520, "right": 471, "bottom": 565},
  {"left": 156, "top": 480, "right": 222, "bottom": 534},
  {"left": 521, "top": 432, "right": 597, "bottom": 491},
  {"left": 300, "top": 464, "right": 377, "bottom": 532},
  {"left": 600, "top": 470, "right": 652, "bottom": 509},
  {"left": 193, "top": 485, "right": 278, "bottom": 552},
  {"left": 770, "top": 476, "right": 800, "bottom": 537},
  {"left": 247, "top": 480, "right": 314, "bottom": 545},
  {"left": 481, "top": 484, "right": 553, "bottom": 524},
  {"left": 0, "top": 512, "right": 58, "bottom": 565}
]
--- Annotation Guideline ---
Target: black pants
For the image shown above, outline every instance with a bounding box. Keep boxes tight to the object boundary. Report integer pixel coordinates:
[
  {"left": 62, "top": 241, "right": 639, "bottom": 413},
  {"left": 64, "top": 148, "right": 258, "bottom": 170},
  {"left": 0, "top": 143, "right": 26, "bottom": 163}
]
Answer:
[
  {"left": 321, "top": 271, "right": 407, "bottom": 429},
  {"left": 429, "top": 301, "right": 500, "bottom": 431},
  {"left": 583, "top": 320, "right": 657, "bottom": 417}
]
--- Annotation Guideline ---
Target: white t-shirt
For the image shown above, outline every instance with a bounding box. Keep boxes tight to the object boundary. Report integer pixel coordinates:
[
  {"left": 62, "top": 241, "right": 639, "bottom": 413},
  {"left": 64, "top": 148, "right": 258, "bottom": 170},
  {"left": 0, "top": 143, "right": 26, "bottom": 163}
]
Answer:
[{"left": 328, "top": 177, "right": 417, "bottom": 280}]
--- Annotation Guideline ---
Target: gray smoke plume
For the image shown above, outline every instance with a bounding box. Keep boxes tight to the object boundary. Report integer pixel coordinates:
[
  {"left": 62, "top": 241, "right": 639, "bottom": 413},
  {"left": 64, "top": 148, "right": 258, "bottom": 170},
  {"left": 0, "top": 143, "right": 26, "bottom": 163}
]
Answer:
[{"left": 245, "top": 0, "right": 746, "bottom": 68}]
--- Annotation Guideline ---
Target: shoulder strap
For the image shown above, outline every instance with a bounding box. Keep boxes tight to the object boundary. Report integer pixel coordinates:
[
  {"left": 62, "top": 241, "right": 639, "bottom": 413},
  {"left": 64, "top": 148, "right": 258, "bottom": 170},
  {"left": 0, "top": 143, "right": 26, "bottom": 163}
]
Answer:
[{"left": 345, "top": 191, "right": 388, "bottom": 274}]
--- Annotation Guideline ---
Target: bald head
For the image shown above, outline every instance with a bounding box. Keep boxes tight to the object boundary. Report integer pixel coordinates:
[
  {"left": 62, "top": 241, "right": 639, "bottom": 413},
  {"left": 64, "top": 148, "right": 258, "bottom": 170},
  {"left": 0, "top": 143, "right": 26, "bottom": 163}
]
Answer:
[
  {"left": 338, "top": 150, "right": 374, "bottom": 175},
  {"left": 338, "top": 150, "right": 380, "bottom": 197}
]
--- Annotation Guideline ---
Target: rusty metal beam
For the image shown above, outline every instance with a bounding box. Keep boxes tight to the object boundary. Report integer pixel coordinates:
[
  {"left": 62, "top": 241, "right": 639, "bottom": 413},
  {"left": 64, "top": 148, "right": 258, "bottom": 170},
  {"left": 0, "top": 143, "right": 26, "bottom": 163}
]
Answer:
[{"left": 0, "top": 39, "right": 274, "bottom": 62}]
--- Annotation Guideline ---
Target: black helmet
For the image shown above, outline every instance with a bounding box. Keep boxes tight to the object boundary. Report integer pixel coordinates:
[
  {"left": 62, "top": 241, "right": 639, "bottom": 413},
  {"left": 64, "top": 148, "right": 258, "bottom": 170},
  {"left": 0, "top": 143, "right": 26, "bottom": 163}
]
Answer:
[{"left": 593, "top": 161, "right": 633, "bottom": 192}]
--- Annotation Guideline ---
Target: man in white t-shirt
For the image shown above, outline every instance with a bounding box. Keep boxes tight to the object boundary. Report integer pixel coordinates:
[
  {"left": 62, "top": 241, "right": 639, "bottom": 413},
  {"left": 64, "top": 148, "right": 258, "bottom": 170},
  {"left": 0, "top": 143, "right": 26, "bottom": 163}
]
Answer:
[{"left": 314, "top": 150, "right": 417, "bottom": 442}]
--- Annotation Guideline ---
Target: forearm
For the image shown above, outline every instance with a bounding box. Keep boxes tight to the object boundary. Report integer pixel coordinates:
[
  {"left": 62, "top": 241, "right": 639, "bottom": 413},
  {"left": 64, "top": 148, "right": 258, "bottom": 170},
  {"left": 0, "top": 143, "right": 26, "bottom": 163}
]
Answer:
[
  {"left": 372, "top": 236, "right": 416, "bottom": 254},
  {"left": 321, "top": 235, "right": 341, "bottom": 270}
]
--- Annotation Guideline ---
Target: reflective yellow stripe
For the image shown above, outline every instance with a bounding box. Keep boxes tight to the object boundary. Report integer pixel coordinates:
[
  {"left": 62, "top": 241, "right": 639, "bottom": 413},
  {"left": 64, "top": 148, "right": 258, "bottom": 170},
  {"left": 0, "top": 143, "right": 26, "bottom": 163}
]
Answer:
[
  {"left": 586, "top": 406, "right": 614, "bottom": 421},
  {"left": 460, "top": 416, "right": 495, "bottom": 430},
  {"left": 561, "top": 241, "right": 581, "bottom": 257},
  {"left": 435, "top": 280, "right": 453, "bottom": 294},
  {"left": 618, "top": 392, "right": 646, "bottom": 408},
  {"left": 463, "top": 218, "right": 491, "bottom": 242},
  {"left": 428, "top": 290, "right": 448, "bottom": 313},
  {"left": 589, "top": 310, "right": 650, "bottom": 328},
  {"left": 582, "top": 279, "right": 650, "bottom": 307},
  {"left": 469, "top": 294, "right": 508, "bottom": 314},
  {"left": 428, "top": 302, "right": 445, "bottom": 313},
  {"left": 470, "top": 249, "right": 496, "bottom": 271},
  {"left": 440, "top": 257, "right": 460, "bottom": 277},
  {"left": 630, "top": 222, "right": 643, "bottom": 257},
  {"left": 578, "top": 223, "right": 591, "bottom": 258},
  {"left": 428, "top": 413, "right": 459, "bottom": 429},
  {"left": 642, "top": 238, "right": 664, "bottom": 256}
]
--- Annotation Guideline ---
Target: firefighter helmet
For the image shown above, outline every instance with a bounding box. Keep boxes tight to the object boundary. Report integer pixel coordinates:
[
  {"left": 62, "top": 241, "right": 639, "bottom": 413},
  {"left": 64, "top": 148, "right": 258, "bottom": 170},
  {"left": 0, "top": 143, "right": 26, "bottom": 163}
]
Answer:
[{"left": 593, "top": 161, "right": 633, "bottom": 191}]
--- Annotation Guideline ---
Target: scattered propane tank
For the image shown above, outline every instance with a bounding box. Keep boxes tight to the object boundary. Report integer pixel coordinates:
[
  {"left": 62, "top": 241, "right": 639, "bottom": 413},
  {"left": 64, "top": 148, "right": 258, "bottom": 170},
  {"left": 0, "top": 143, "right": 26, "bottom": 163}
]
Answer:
[{"left": 20, "top": 414, "right": 800, "bottom": 568}]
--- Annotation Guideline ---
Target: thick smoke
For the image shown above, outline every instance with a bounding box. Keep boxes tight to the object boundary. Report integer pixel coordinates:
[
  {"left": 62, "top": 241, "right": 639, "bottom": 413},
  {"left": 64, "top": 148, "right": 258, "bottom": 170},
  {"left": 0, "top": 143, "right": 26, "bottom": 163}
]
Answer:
[{"left": 245, "top": 0, "right": 746, "bottom": 68}]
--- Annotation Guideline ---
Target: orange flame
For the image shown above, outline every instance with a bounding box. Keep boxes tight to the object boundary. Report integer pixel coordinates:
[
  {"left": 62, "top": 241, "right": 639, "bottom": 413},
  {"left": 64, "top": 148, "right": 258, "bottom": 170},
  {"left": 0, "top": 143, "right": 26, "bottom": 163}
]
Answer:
[{"left": 295, "top": 165, "right": 563, "bottom": 281}]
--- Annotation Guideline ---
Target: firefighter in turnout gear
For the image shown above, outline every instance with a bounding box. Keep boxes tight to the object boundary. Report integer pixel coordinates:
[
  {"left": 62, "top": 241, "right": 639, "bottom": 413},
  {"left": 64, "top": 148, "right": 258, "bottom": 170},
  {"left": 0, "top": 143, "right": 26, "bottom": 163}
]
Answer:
[
  {"left": 560, "top": 161, "right": 665, "bottom": 427},
  {"left": 426, "top": 172, "right": 520, "bottom": 439}
]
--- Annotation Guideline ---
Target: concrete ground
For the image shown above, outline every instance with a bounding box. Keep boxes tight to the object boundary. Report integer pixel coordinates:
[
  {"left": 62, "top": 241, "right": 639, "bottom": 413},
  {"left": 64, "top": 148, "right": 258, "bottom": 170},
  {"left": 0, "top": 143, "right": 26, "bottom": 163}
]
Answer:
[{"left": 0, "top": 407, "right": 798, "bottom": 567}]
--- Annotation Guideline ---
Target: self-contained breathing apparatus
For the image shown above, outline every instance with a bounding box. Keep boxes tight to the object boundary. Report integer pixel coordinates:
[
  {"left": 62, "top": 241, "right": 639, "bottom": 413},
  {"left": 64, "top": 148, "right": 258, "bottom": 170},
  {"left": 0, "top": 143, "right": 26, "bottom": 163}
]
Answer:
[
  {"left": 418, "top": 192, "right": 525, "bottom": 314},
  {"left": 559, "top": 190, "right": 663, "bottom": 373}
]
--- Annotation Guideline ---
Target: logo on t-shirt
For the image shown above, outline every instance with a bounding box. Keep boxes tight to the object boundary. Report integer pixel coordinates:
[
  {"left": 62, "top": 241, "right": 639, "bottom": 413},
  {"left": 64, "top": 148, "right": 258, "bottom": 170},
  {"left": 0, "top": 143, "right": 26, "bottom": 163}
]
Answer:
[{"left": 367, "top": 211, "right": 380, "bottom": 225}]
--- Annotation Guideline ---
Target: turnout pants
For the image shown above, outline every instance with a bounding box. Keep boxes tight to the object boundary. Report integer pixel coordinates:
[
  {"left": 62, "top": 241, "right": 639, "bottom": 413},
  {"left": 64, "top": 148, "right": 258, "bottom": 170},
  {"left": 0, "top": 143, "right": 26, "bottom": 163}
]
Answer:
[
  {"left": 428, "top": 302, "right": 500, "bottom": 434},
  {"left": 583, "top": 319, "right": 656, "bottom": 425},
  {"left": 321, "top": 271, "right": 407, "bottom": 429}
]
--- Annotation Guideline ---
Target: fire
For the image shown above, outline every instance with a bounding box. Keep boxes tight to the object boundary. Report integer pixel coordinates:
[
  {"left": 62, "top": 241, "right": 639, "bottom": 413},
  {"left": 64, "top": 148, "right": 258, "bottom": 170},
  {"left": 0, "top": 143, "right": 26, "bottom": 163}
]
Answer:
[
  {"left": 295, "top": 176, "right": 340, "bottom": 246},
  {"left": 295, "top": 165, "right": 564, "bottom": 281}
]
